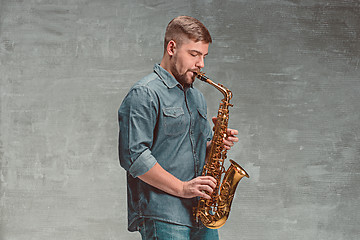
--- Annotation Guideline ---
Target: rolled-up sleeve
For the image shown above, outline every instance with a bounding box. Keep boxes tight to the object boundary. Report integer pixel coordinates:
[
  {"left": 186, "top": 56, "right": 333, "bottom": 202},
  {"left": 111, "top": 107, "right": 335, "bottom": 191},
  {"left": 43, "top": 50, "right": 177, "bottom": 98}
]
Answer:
[{"left": 118, "top": 86, "right": 158, "bottom": 178}]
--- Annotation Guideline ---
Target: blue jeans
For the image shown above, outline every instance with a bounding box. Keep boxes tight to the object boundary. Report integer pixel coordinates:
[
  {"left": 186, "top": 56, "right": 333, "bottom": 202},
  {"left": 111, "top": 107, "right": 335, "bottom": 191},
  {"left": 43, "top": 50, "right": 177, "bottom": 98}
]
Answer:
[{"left": 138, "top": 218, "right": 219, "bottom": 240}]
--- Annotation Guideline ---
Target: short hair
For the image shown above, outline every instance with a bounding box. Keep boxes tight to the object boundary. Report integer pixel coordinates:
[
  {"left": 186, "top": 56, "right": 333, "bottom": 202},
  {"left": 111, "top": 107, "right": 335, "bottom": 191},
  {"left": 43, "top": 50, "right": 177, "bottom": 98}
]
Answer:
[{"left": 164, "top": 16, "right": 212, "bottom": 50}]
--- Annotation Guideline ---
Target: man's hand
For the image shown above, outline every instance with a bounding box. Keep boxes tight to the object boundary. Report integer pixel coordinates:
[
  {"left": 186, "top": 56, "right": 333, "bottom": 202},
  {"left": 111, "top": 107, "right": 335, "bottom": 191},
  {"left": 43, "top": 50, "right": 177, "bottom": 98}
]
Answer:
[
  {"left": 181, "top": 176, "right": 217, "bottom": 199},
  {"left": 211, "top": 117, "right": 239, "bottom": 150}
]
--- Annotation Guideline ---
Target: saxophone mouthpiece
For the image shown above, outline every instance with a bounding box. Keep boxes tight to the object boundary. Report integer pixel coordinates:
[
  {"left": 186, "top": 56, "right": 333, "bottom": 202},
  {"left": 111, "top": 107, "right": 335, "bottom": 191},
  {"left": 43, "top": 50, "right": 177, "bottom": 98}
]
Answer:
[{"left": 194, "top": 70, "right": 208, "bottom": 82}]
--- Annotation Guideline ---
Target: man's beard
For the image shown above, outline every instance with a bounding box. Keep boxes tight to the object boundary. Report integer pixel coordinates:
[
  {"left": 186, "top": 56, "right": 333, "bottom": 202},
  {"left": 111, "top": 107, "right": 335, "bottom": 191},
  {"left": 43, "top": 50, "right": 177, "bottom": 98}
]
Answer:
[{"left": 171, "top": 66, "right": 197, "bottom": 88}]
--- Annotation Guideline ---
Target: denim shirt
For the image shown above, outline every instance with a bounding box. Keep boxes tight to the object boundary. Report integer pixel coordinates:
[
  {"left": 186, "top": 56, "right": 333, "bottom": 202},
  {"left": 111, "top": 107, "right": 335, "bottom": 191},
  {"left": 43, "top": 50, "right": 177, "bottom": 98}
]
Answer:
[{"left": 118, "top": 64, "right": 212, "bottom": 231}]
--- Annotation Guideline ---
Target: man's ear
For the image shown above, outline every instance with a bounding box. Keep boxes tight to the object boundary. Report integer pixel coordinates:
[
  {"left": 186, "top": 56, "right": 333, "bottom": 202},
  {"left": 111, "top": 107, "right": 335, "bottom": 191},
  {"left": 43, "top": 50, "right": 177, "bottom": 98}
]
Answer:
[{"left": 166, "top": 40, "right": 176, "bottom": 56}]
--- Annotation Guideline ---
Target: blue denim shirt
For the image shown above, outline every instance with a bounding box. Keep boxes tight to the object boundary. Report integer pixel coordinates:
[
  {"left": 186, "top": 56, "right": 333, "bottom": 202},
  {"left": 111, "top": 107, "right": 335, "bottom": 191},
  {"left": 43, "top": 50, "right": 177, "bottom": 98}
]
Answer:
[{"left": 118, "top": 64, "right": 212, "bottom": 231}]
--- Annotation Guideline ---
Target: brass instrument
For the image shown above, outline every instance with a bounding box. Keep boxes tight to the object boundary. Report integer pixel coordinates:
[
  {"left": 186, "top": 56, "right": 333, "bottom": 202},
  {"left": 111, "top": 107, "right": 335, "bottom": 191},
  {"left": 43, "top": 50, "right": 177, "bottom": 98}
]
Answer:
[{"left": 194, "top": 71, "right": 249, "bottom": 229}]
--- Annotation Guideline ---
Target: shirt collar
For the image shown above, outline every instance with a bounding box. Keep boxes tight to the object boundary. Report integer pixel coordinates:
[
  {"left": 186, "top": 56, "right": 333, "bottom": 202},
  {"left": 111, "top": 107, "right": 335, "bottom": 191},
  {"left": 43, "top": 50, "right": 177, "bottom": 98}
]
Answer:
[{"left": 154, "top": 64, "right": 193, "bottom": 89}]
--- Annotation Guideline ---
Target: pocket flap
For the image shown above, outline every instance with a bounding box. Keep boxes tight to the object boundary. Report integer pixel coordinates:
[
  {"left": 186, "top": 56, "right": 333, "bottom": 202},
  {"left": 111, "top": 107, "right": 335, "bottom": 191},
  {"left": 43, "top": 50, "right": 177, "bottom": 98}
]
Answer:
[
  {"left": 197, "top": 108, "right": 207, "bottom": 119},
  {"left": 163, "top": 107, "right": 184, "bottom": 118}
]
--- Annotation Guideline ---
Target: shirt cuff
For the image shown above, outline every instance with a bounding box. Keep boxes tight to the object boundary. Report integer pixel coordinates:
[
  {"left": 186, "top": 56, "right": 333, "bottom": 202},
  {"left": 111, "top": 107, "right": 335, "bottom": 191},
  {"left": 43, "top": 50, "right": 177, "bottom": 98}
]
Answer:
[{"left": 128, "top": 149, "right": 157, "bottom": 178}]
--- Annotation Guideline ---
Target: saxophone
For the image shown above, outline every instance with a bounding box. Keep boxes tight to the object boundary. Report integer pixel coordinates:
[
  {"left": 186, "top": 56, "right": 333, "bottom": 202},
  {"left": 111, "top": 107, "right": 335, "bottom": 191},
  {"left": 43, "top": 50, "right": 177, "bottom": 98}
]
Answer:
[{"left": 194, "top": 71, "right": 249, "bottom": 229}]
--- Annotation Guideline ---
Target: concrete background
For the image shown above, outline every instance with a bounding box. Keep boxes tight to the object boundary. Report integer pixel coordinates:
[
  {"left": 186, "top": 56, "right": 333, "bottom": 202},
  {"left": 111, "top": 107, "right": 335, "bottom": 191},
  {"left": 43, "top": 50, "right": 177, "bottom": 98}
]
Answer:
[{"left": 0, "top": 0, "right": 359, "bottom": 239}]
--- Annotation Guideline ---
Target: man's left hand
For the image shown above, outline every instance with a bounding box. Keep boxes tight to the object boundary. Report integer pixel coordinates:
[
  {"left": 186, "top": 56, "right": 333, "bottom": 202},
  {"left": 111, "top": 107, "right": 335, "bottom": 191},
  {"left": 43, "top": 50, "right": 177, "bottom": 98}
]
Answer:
[{"left": 212, "top": 117, "right": 239, "bottom": 150}]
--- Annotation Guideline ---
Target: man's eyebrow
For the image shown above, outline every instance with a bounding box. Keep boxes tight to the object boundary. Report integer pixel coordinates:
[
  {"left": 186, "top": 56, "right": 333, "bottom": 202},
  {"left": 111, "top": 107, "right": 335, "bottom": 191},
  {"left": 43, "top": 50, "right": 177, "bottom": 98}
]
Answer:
[{"left": 189, "top": 50, "right": 208, "bottom": 56}]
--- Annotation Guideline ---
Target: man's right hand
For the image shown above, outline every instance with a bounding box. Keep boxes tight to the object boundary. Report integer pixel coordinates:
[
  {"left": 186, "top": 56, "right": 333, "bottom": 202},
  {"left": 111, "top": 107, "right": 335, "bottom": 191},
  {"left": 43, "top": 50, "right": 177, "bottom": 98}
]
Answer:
[{"left": 181, "top": 176, "right": 217, "bottom": 199}]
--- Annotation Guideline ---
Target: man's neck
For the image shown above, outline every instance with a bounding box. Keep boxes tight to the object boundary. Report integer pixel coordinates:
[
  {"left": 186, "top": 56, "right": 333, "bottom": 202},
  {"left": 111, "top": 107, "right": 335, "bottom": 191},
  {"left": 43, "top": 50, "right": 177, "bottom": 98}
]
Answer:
[{"left": 160, "top": 57, "right": 171, "bottom": 76}]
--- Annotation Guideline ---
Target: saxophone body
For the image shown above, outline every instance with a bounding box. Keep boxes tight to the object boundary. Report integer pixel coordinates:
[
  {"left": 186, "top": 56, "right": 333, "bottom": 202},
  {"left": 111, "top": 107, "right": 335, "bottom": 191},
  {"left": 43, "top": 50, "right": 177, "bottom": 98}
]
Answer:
[{"left": 194, "top": 71, "right": 249, "bottom": 229}]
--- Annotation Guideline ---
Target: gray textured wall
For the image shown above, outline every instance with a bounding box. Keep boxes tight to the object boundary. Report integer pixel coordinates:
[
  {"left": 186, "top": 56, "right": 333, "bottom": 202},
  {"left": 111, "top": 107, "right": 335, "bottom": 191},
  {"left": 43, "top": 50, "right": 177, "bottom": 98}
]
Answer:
[{"left": 0, "top": 0, "right": 359, "bottom": 239}]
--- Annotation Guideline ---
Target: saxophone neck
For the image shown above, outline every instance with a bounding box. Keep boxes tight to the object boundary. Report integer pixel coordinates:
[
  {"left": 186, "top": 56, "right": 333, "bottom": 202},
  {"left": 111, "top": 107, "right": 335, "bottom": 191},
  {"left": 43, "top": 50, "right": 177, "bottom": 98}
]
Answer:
[{"left": 195, "top": 71, "right": 232, "bottom": 103}]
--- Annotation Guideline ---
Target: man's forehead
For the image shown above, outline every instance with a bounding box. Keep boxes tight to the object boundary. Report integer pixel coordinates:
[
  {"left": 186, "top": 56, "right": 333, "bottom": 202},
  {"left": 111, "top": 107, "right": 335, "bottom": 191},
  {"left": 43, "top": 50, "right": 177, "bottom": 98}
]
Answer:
[{"left": 181, "top": 39, "right": 209, "bottom": 54}]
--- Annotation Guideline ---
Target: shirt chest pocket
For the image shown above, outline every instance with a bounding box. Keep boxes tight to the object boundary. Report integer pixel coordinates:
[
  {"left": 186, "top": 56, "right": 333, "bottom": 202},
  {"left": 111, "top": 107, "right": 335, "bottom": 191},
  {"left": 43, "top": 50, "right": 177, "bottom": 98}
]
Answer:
[
  {"left": 197, "top": 108, "right": 210, "bottom": 137},
  {"left": 163, "top": 107, "right": 187, "bottom": 136}
]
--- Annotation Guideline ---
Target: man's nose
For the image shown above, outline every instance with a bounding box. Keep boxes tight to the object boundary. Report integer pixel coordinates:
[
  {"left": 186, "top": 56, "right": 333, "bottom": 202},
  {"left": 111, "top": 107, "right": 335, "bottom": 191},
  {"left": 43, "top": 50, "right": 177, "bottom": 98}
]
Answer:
[{"left": 196, "top": 56, "right": 205, "bottom": 69}]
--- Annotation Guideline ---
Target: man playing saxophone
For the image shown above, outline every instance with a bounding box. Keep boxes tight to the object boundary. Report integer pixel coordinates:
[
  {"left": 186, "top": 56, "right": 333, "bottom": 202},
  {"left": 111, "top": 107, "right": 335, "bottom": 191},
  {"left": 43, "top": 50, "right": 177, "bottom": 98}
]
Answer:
[{"left": 118, "top": 16, "right": 239, "bottom": 240}]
